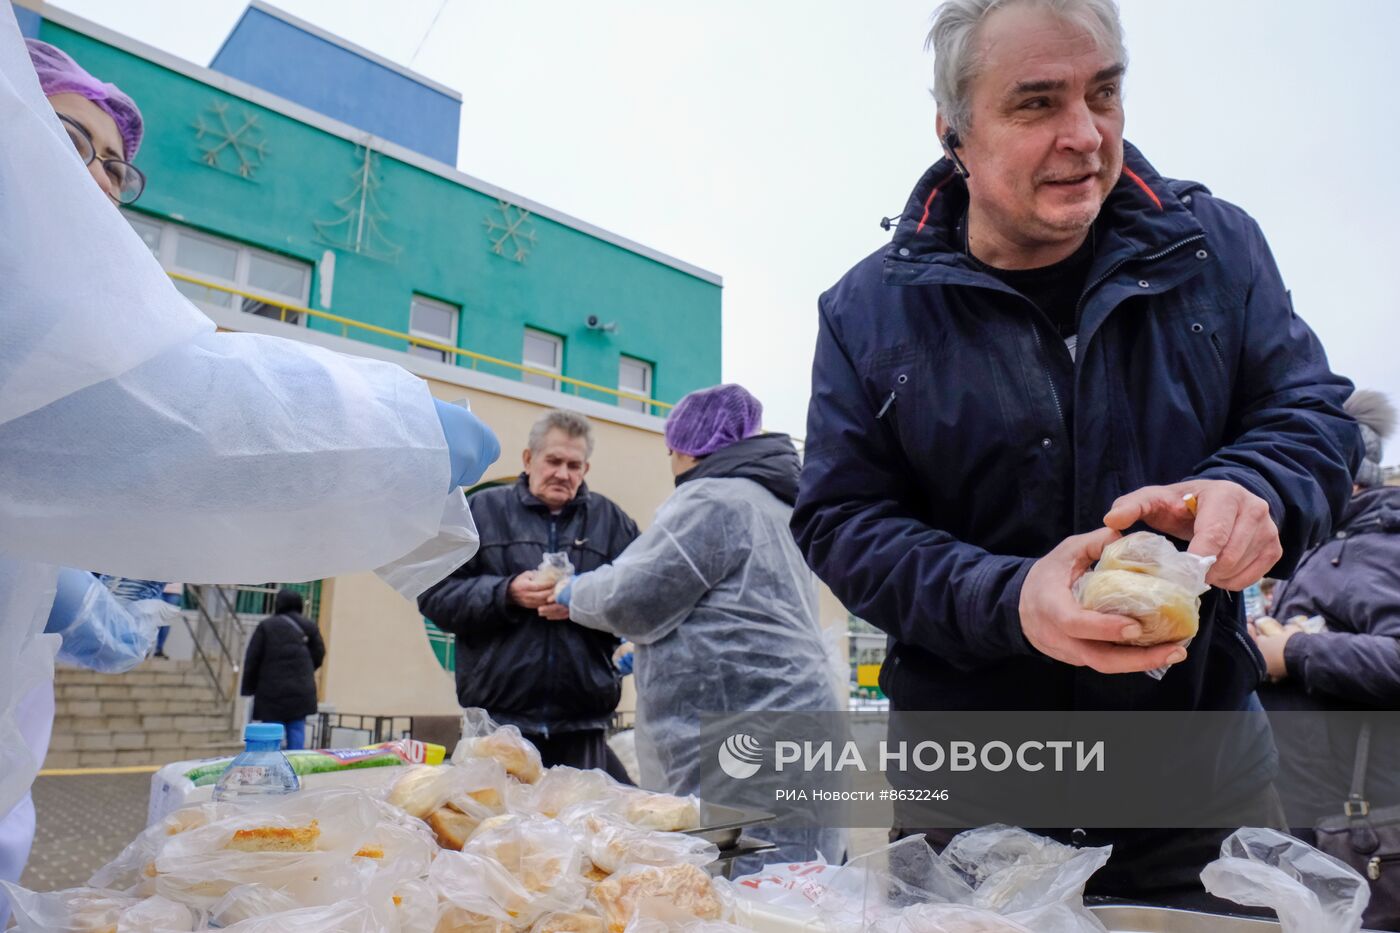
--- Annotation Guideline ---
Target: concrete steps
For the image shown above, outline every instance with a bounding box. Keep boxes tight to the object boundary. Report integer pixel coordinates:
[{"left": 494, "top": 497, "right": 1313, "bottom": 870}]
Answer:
[{"left": 43, "top": 661, "right": 243, "bottom": 770}]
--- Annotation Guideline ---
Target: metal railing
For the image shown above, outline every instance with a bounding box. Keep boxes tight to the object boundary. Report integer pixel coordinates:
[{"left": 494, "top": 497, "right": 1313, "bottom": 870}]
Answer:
[
  {"left": 181, "top": 585, "right": 247, "bottom": 717},
  {"left": 168, "top": 272, "right": 673, "bottom": 414}
]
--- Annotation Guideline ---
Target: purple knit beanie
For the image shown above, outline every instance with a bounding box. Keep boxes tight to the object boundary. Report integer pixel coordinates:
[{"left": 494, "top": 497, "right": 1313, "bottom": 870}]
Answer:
[
  {"left": 26, "top": 38, "right": 144, "bottom": 160},
  {"left": 664, "top": 384, "right": 764, "bottom": 457}
]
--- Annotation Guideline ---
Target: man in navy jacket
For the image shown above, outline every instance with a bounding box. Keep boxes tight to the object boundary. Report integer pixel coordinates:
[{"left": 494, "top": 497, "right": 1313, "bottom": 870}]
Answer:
[{"left": 792, "top": 0, "right": 1362, "bottom": 906}]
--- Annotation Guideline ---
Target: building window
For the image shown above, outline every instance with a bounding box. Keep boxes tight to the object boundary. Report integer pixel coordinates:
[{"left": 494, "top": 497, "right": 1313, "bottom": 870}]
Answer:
[
  {"left": 123, "top": 212, "right": 311, "bottom": 324},
  {"left": 522, "top": 329, "right": 562, "bottom": 391},
  {"left": 408, "top": 295, "right": 459, "bottom": 363},
  {"left": 617, "top": 356, "right": 653, "bottom": 413}
]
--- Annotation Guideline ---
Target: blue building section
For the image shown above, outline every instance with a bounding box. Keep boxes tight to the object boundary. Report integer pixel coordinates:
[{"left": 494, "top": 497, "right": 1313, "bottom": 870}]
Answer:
[
  {"left": 12, "top": 3, "right": 42, "bottom": 38},
  {"left": 210, "top": 1, "right": 461, "bottom": 166}
]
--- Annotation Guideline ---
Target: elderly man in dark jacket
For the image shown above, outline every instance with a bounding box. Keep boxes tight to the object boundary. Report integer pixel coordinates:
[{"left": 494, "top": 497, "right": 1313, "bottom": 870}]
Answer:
[
  {"left": 419, "top": 409, "right": 638, "bottom": 778},
  {"left": 240, "top": 588, "right": 324, "bottom": 750},
  {"left": 793, "top": 0, "right": 1362, "bottom": 910}
]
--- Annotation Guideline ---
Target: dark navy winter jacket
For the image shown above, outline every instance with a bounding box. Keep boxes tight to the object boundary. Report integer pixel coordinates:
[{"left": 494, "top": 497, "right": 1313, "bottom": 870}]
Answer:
[
  {"left": 793, "top": 143, "right": 1362, "bottom": 713},
  {"left": 1272, "top": 485, "right": 1400, "bottom": 706}
]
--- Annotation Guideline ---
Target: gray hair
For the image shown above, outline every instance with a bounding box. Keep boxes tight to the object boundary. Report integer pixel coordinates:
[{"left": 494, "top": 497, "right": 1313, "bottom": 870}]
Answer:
[
  {"left": 528, "top": 409, "right": 595, "bottom": 459},
  {"left": 927, "top": 0, "right": 1127, "bottom": 136}
]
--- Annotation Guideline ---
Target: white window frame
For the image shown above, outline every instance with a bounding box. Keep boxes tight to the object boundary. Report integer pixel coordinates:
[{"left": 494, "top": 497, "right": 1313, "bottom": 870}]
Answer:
[
  {"left": 617, "top": 356, "right": 653, "bottom": 413},
  {"left": 408, "top": 295, "right": 460, "bottom": 363},
  {"left": 123, "top": 212, "right": 311, "bottom": 325},
  {"left": 522, "top": 328, "right": 563, "bottom": 391}
]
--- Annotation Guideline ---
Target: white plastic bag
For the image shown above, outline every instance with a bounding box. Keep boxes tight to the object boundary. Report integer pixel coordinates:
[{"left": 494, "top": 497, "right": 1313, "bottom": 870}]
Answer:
[
  {"left": 454, "top": 708, "right": 545, "bottom": 784},
  {"left": 511, "top": 765, "right": 624, "bottom": 818},
  {"left": 0, "top": 884, "right": 196, "bottom": 932},
  {"left": 536, "top": 551, "right": 576, "bottom": 586},
  {"left": 463, "top": 814, "right": 588, "bottom": 913},
  {"left": 215, "top": 898, "right": 382, "bottom": 932},
  {"left": 1201, "top": 827, "right": 1369, "bottom": 933},
  {"left": 430, "top": 849, "right": 537, "bottom": 923},
  {"left": 572, "top": 813, "right": 719, "bottom": 874},
  {"left": 813, "top": 827, "right": 1110, "bottom": 933}
]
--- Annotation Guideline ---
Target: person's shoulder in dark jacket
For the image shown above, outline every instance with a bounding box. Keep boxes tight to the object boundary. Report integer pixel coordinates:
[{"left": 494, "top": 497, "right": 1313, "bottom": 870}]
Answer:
[{"left": 580, "top": 489, "right": 640, "bottom": 554}]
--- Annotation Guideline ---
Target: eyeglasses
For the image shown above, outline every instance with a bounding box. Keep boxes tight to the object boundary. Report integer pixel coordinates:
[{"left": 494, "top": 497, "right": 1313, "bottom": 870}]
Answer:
[{"left": 59, "top": 113, "right": 146, "bottom": 205}]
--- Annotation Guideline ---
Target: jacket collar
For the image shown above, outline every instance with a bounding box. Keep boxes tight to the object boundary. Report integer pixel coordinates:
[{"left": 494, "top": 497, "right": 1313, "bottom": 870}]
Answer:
[
  {"left": 674, "top": 433, "right": 802, "bottom": 505},
  {"left": 513, "top": 474, "right": 589, "bottom": 516},
  {"left": 883, "top": 141, "right": 1206, "bottom": 290}
]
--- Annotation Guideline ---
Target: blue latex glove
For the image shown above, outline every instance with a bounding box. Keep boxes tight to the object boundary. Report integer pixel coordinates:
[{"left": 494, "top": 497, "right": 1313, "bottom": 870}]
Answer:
[
  {"left": 434, "top": 398, "right": 500, "bottom": 489},
  {"left": 616, "top": 649, "right": 634, "bottom": 676},
  {"left": 555, "top": 578, "right": 575, "bottom": 607},
  {"left": 44, "top": 567, "right": 157, "bottom": 673}
]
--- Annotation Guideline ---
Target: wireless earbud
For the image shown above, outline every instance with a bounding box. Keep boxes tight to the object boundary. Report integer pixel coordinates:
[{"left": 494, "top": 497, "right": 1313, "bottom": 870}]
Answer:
[{"left": 942, "top": 129, "right": 971, "bottom": 179}]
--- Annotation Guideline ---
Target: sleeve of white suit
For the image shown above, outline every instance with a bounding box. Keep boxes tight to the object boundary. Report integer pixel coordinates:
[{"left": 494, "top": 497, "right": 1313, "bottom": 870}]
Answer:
[{"left": 0, "top": 10, "right": 485, "bottom": 591}]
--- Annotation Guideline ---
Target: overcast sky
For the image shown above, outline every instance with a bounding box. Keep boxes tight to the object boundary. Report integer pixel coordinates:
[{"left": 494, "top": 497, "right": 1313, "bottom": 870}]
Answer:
[{"left": 47, "top": 0, "right": 1400, "bottom": 464}]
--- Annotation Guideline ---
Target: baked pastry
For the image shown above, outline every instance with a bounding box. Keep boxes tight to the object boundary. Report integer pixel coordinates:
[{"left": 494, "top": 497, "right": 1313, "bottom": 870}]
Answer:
[
  {"left": 579, "top": 815, "right": 715, "bottom": 873},
  {"left": 225, "top": 819, "right": 320, "bottom": 852},
  {"left": 436, "top": 908, "right": 514, "bottom": 933},
  {"left": 532, "top": 910, "right": 607, "bottom": 933},
  {"left": 387, "top": 765, "right": 454, "bottom": 819},
  {"left": 427, "top": 805, "right": 479, "bottom": 850},
  {"left": 1077, "top": 569, "right": 1199, "bottom": 645},
  {"left": 623, "top": 792, "right": 700, "bottom": 832},
  {"left": 1075, "top": 532, "right": 1209, "bottom": 646},
  {"left": 463, "top": 729, "right": 544, "bottom": 784},
  {"left": 592, "top": 864, "right": 722, "bottom": 932}
]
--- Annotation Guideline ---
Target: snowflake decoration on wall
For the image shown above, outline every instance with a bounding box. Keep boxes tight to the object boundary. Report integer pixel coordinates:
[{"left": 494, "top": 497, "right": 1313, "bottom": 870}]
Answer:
[
  {"left": 192, "top": 101, "right": 267, "bottom": 178},
  {"left": 484, "top": 199, "right": 537, "bottom": 263},
  {"left": 314, "top": 145, "right": 402, "bottom": 262}
]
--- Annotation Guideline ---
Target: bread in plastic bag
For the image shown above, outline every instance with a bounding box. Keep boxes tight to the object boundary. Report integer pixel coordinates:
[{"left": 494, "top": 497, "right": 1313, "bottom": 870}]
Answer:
[
  {"left": 513, "top": 766, "right": 626, "bottom": 819},
  {"left": 573, "top": 813, "right": 719, "bottom": 875},
  {"left": 463, "top": 814, "right": 587, "bottom": 911},
  {"left": 591, "top": 863, "right": 725, "bottom": 933},
  {"left": 1200, "top": 827, "right": 1369, "bottom": 933},
  {"left": 430, "top": 849, "right": 536, "bottom": 924},
  {"left": 208, "top": 884, "right": 300, "bottom": 926},
  {"left": 454, "top": 708, "right": 545, "bottom": 784},
  {"left": 214, "top": 898, "right": 381, "bottom": 932},
  {"left": 151, "top": 789, "right": 380, "bottom": 908},
  {"left": 386, "top": 759, "right": 509, "bottom": 819},
  {"left": 536, "top": 551, "right": 576, "bottom": 586},
  {"left": 614, "top": 788, "right": 702, "bottom": 832},
  {"left": 532, "top": 908, "right": 609, "bottom": 933},
  {"left": 1074, "top": 532, "right": 1212, "bottom": 647},
  {"left": 0, "top": 884, "right": 196, "bottom": 933}
]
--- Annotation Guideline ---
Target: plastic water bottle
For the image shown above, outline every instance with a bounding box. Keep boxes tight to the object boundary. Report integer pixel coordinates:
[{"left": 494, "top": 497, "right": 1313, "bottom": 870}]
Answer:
[
  {"left": 1242, "top": 582, "right": 1265, "bottom": 622},
  {"left": 212, "top": 722, "right": 300, "bottom": 801}
]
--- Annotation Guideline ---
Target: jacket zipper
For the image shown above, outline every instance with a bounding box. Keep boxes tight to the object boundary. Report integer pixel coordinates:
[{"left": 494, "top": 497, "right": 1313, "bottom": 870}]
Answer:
[
  {"left": 1028, "top": 323, "right": 1066, "bottom": 428},
  {"left": 1209, "top": 332, "right": 1227, "bottom": 378},
  {"left": 1233, "top": 626, "right": 1267, "bottom": 683}
]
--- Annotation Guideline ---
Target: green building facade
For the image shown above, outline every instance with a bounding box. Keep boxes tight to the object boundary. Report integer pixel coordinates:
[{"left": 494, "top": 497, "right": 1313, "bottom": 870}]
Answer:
[{"left": 22, "top": 2, "right": 722, "bottom": 412}]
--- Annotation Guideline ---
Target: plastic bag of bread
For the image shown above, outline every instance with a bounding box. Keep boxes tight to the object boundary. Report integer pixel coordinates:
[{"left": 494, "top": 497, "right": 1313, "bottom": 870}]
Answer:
[
  {"left": 616, "top": 789, "right": 702, "bottom": 832},
  {"left": 87, "top": 802, "right": 223, "bottom": 896},
  {"left": 1074, "top": 532, "right": 1213, "bottom": 646},
  {"left": 430, "top": 850, "right": 537, "bottom": 925},
  {"left": 208, "top": 884, "right": 301, "bottom": 926},
  {"left": 463, "top": 814, "right": 587, "bottom": 911},
  {"left": 536, "top": 551, "right": 575, "bottom": 587},
  {"left": 512, "top": 766, "right": 626, "bottom": 818},
  {"left": 215, "top": 899, "right": 381, "bottom": 932},
  {"left": 385, "top": 758, "right": 509, "bottom": 819},
  {"left": 151, "top": 789, "right": 379, "bottom": 908},
  {"left": 1201, "top": 828, "right": 1369, "bottom": 933},
  {"left": 531, "top": 908, "right": 608, "bottom": 933},
  {"left": 573, "top": 814, "right": 718, "bottom": 875},
  {"left": 0, "top": 885, "right": 196, "bottom": 933},
  {"left": 591, "top": 863, "right": 725, "bottom": 933},
  {"left": 454, "top": 708, "right": 545, "bottom": 784}
]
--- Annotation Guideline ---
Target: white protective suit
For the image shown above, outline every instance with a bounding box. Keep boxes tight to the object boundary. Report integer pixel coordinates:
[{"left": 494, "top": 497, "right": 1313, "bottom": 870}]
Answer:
[
  {"left": 0, "top": 5, "right": 479, "bottom": 841},
  {"left": 566, "top": 435, "right": 846, "bottom": 865}
]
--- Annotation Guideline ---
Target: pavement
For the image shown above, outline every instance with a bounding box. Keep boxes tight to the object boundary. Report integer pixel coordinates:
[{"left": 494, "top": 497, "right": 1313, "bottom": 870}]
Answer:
[{"left": 20, "top": 770, "right": 153, "bottom": 892}]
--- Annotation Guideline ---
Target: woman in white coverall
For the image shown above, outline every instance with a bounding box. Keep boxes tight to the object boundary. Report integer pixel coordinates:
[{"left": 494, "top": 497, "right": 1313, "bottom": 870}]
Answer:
[
  {"left": 0, "top": 11, "right": 498, "bottom": 918},
  {"left": 553, "top": 385, "right": 845, "bottom": 867}
]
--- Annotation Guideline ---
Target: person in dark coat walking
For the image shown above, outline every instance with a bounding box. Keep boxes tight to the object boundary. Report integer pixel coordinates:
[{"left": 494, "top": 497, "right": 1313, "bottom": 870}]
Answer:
[
  {"left": 791, "top": 0, "right": 1362, "bottom": 910},
  {"left": 418, "top": 410, "right": 639, "bottom": 778},
  {"left": 240, "top": 588, "right": 324, "bottom": 750},
  {"left": 1256, "top": 391, "right": 1400, "bottom": 840}
]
